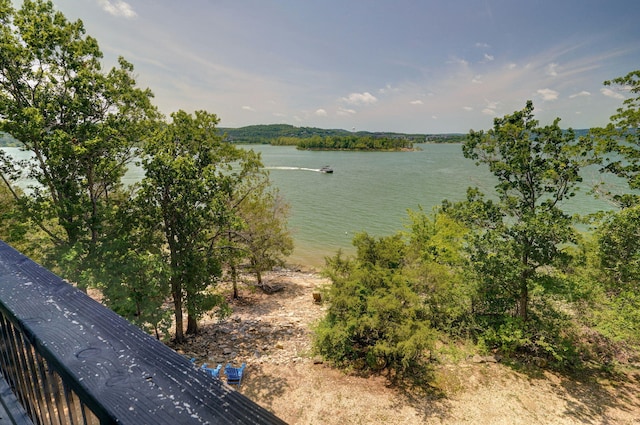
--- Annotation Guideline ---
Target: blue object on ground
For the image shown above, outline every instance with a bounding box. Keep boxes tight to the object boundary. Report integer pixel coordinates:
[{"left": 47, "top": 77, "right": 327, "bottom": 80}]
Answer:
[
  {"left": 201, "top": 363, "right": 222, "bottom": 378},
  {"left": 225, "top": 363, "right": 246, "bottom": 387}
]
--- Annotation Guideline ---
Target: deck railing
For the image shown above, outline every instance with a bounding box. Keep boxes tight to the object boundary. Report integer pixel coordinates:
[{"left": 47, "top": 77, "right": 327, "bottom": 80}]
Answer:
[{"left": 0, "top": 241, "right": 286, "bottom": 425}]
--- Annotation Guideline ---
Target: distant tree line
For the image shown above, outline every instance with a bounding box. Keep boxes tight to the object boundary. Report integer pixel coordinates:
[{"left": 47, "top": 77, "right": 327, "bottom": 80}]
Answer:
[
  {"left": 219, "top": 123, "right": 437, "bottom": 146},
  {"left": 271, "top": 135, "right": 415, "bottom": 151},
  {"left": 425, "top": 133, "right": 467, "bottom": 143},
  {"left": 220, "top": 124, "right": 356, "bottom": 144}
]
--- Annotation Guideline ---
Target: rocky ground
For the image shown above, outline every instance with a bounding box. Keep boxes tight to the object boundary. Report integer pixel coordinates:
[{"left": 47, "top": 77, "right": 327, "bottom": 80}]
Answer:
[{"left": 170, "top": 268, "right": 640, "bottom": 425}]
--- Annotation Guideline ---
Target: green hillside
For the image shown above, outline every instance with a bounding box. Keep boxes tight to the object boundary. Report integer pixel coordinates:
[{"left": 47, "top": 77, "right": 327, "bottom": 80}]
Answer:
[{"left": 218, "top": 124, "right": 434, "bottom": 144}]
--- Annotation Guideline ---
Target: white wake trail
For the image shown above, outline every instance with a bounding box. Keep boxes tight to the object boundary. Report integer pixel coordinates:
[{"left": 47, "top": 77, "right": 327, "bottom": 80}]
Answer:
[{"left": 266, "top": 166, "right": 323, "bottom": 172}]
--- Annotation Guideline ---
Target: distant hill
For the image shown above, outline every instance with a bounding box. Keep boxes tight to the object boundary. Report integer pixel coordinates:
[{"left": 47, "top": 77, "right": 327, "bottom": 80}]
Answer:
[
  {"left": 217, "top": 124, "right": 458, "bottom": 144},
  {"left": 2, "top": 125, "right": 590, "bottom": 147}
]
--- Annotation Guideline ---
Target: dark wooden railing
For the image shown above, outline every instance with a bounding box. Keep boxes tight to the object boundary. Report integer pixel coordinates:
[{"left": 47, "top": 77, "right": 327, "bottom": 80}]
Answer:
[{"left": 0, "top": 241, "right": 287, "bottom": 425}]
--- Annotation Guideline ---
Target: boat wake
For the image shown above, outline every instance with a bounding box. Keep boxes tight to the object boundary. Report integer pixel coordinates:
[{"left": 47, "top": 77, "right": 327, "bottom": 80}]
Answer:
[{"left": 266, "top": 166, "right": 327, "bottom": 172}]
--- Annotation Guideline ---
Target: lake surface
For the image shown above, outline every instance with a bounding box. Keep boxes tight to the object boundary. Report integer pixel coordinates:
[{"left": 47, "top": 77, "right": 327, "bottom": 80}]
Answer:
[
  {"left": 1, "top": 144, "right": 618, "bottom": 267},
  {"left": 244, "top": 144, "right": 616, "bottom": 266}
]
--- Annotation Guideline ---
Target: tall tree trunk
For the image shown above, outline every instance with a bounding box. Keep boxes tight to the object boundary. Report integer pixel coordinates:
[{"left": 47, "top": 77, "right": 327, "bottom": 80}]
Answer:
[
  {"left": 186, "top": 315, "right": 198, "bottom": 335},
  {"left": 517, "top": 283, "right": 528, "bottom": 322},
  {"left": 516, "top": 249, "right": 531, "bottom": 322},
  {"left": 231, "top": 263, "right": 239, "bottom": 299},
  {"left": 517, "top": 266, "right": 530, "bottom": 322},
  {"left": 171, "top": 276, "right": 184, "bottom": 343},
  {"left": 185, "top": 285, "right": 199, "bottom": 335}
]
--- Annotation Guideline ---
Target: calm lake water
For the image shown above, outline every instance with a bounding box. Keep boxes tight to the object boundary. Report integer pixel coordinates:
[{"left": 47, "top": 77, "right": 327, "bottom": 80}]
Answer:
[
  {"left": 1, "top": 144, "right": 617, "bottom": 268},
  {"left": 244, "top": 144, "right": 615, "bottom": 267}
]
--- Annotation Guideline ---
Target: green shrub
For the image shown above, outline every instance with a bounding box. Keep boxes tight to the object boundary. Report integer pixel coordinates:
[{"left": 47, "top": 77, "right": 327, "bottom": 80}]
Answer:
[{"left": 314, "top": 234, "right": 436, "bottom": 379}]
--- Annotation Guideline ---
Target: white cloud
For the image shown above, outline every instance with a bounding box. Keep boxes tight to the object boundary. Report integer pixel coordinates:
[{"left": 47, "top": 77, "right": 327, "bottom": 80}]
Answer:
[
  {"left": 97, "top": 0, "right": 137, "bottom": 18},
  {"left": 463, "top": 106, "right": 473, "bottom": 111},
  {"left": 483, "top": 53, "right": 494, "bottom": 62},
  {"left": 341, "top": 92, "right": 378, "bottom": 105},
  {"left": 600, "top": 87, "right": 625, "bottom": 100},
  {"left": 537, "top": 88, "right": 559, "bottom": 101},
  {"left": 476, "top": 42, "right": 491, "bottom": 48},
  {"left": 432, "top": 115, "right": 438, "bottom": 120},
  {"left": 241, "top": 105, "right": 255, "bottom": 111},
  {"left": 472, "top": 75, "right": 483, "bottom": 84},
  {"left": 569, "top": 91, "right": 591, "bottom": 99},
  {"left": 410, "top": 100, "right": 423, "bottom": 105},
  {"left": 448, "top": 57, "right": 469, "bottom": 67},
  {"left": 485, "top": 100, "right": 499, "bottom": 110},
  {"left": 337, "top": 107, "right": 356, "bottom": 116},
  {"left": 482, "top": 99, "right": 499, "bottom": 116},
  {"left": 545, "top": 63, "right": 559, "bottom": 77},
  {"left": 507, "top": 63, "right": 517, "bottom": 70},
  {"left": 315, "top": 109, "right": 327, "bottom": 116},
  {"left": 378, "top": 84, "right": 399, "bottom": 94}
]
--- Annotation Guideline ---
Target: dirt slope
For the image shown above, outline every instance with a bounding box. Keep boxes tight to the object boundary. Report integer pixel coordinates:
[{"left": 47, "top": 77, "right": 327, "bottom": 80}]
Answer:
[{"left": 173, "top": 269, "right": 640, "bottom": 425}]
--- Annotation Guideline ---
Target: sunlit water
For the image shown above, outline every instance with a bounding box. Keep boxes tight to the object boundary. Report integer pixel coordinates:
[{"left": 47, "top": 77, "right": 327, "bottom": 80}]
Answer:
[{"left": 1, "top": 144, "right": 618, "bottom": 268}]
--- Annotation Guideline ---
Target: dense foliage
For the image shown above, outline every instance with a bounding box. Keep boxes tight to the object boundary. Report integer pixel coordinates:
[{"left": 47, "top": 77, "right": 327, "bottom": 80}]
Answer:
[
  {"left": 316, "top": 233, "right": 437, "bottom": 379},
  {"left": 0, "top": 0, "right": 158, "bottom": 282}
]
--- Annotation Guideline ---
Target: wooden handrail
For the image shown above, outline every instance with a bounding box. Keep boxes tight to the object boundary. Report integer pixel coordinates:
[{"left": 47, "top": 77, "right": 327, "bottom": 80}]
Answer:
[{"left": 0, "top": 241, "right": 286, "bottom": 424}]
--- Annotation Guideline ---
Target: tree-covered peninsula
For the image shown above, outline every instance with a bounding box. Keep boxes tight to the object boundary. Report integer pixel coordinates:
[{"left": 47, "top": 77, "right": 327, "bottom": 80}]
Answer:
[{"left": 272, "top": 134, "right": 416, "bottom": 151}]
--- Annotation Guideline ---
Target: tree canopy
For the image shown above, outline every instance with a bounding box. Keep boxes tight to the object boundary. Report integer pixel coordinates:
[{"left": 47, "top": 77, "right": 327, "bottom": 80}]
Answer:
[
  {"left": 451, "top": 101, "right": 586, "bottom": 323},
  {"left": 589, "top": 70, "right": 640, "bottom": 207},
  {"left": 136, "top": 110, "right": 264, "bottom": 342},
  {"left": 0, "top": 0, "right": 157, "bottom": 280}
]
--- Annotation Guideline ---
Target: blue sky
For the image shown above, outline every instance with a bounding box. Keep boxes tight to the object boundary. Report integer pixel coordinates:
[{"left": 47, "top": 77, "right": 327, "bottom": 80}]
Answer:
[{"left": 25, "top": 0, "right": 640, "bottom": 133}]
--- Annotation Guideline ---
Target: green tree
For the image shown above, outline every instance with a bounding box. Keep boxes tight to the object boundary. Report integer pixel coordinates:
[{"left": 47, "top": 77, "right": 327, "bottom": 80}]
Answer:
[
  {"left": 597, "top": 205, "right": 640, "bottom": 293},
  {"left": 579, "top": 70, "right": 640, "bottom": 351},
  {"left": 315, "top": 232, "right": 436, "bottom": 378},
  {"left": 590, "top": 206, "right": 640, "bottom": 348},
  {"left": 453, "top": 101, "right": 585, "bottom": 324},
  {"left": 90, "top": 195, "right": 172, "bottom": 339},
  {"left": 590, "top": 70, "right": 640, "bottom": 207},
  {"left": 405, "top": 208, "right": 474, "bottom": 335},
  {"left": 0, "top": 0, "right": 157, "bottom": 283},
  {"left": 0, "top": 182, "right": 48, "bottom": 257},
  {"left": 137, "top": 110, "right": 262, "bottom": 342},
  {"left": 222, "top": 177, "right": 293, "bottom": 297}
]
